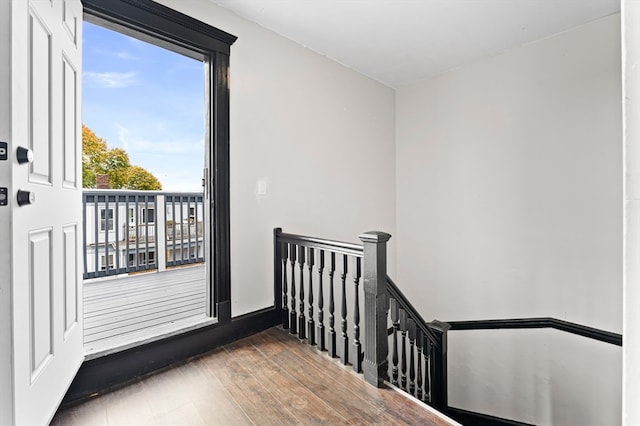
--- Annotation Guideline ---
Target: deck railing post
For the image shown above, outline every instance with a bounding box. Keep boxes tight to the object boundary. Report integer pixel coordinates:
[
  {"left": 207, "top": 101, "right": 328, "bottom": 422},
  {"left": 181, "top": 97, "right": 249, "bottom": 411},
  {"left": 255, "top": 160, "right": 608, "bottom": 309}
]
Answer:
[
  {"left": 359, "top": 231, "right": 392, "bottom": 387},
  {"left": 429, "top": 320, "right": 451, "bottom": 411},
  {"left": 157, "top": 195, "right": 167, "bottom": 272}
]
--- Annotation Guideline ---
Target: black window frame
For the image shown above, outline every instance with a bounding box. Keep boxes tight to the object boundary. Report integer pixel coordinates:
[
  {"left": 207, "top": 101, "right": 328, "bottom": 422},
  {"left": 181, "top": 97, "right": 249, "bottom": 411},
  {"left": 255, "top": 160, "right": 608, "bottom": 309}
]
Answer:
[{"left": 82, "top": 0, "right": 235, "bottom": 323}]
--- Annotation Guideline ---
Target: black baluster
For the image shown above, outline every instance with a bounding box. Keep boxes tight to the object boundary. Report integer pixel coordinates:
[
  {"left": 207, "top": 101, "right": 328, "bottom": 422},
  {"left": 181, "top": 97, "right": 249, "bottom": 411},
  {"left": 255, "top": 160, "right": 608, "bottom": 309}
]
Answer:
[
  {"left": 317, "top": 250, "right": 325, "bottom": 351},
  {"left": 281, "top": 242, "right": 289, "bottom": 329},
  {"left": 408, "top": 319, "right": 416, "bottom": 396},
  {"left": 298, "top": 245, "right": 306, "bottom": 340},
  {"left": 400, "top": 309, "right": 407, "bottom": 391},
  {"left": 416, "top": 328, "right": 423, "bottom": 400},
  {"left": 307, "top": 247, "right": 316, "bottom": 346},
  {"left": 328, "top": 252, "right": 337, "bottom": 358},
  {"left": 340, "top": 254, "right": 349, "bottom": 365},
  {"left": 424, "top": 338, "right": 431, "bottom": 403},
  {"left": 289, "top": 244, "right": 297, "bottom": 335},
  {"left": 390, "top": 298, "right": 399, "bottom": 386},
  {"left": 353, "top": 257, "right": 362, "bottom": 373}
]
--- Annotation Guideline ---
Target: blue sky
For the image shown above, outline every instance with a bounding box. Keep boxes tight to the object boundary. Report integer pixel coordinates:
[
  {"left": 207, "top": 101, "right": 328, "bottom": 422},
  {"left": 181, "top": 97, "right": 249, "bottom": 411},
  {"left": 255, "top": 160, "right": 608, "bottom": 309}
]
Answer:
[{"left": 83, "top": 21, "right": 205, "bottom": 192}]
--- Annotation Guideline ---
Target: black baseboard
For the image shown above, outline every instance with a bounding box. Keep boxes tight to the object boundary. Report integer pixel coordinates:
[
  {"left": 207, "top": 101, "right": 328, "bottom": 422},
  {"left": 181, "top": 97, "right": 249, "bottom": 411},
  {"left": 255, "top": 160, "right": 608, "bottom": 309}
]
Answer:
[
  {"left": 447, "top": 406, "right": 535, "bottom": 426},
  {"left": 62, "top": 307, "right": 280, "bottom": 405}
]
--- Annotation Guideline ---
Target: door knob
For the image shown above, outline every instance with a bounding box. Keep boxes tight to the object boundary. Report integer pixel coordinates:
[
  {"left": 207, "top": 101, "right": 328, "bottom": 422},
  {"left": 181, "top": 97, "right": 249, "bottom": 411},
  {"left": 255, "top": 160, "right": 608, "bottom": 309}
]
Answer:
[
  {"left": 16, "top": 146, "right": 34, "bottom": 164},
  {"left": 17, "top": 189, "right": 35, "bottom": 206}
]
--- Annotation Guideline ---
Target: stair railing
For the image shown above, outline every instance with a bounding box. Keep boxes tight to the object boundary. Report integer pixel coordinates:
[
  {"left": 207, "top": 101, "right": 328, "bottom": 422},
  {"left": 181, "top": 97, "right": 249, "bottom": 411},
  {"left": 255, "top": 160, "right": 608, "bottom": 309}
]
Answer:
[
  {"left": 273, "top": 227, "right": 450, "bottom": 411},
  {"left": 273, "top": 228, "right": 623, "bottom": 423},
  {"left": 274, "top": 228, "right": 369, "bottom": 370},
  {"left": 386, "top": 276, "right": 450, "bottom": 409}
]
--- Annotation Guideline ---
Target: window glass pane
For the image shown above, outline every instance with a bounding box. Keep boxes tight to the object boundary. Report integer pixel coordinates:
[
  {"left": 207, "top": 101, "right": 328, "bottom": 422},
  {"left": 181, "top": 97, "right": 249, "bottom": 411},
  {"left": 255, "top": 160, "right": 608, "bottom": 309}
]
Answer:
[
  {"left": 143, "top": 208, "right": 155, "bottom": 223},
  {"left": 100, "top": 208, "right": 114, "bottom": 231}
]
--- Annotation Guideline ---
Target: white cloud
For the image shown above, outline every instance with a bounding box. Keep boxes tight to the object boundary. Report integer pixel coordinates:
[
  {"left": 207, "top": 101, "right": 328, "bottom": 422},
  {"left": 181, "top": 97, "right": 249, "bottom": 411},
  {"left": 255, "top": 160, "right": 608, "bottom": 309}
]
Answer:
[
  {"left": 153, "top": 168, "right": 203, "bottom": 193},
  {"left": 129, "top": 139, "right": 194, "bottom": 155},
  {"left": 116, "top": 124, "right": 199, "bottom": 155},
  {"left": 116, "top": 124, "right": 130, "bottom": 151},
  {"left": 114, "top": 51, "right": 139, "bottom": 61},
  {"left": 84, "top": 71, "right": 138, "bottom": 88},
  {"left": 113, "top": 124, "right": 204, "bottom": 191}
]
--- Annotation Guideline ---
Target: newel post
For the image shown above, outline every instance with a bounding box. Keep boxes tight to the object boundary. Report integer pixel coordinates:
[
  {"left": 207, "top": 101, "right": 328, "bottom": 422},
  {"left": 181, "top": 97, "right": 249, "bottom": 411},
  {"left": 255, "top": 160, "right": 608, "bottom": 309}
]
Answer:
[
  {"left": 429, "top": 320, "right": 451, "bottom": 411},
  {"left": 359, "top": 231, "right": 392, "bottom": 387},
  {"left": 273, "top": 228, "right": 285, "bottom": 327}
]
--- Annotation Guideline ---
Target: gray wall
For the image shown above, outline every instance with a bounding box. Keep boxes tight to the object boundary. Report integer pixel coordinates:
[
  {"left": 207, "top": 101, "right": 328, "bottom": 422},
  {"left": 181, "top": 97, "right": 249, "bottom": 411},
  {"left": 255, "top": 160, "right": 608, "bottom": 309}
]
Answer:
[
  {"left": 157, "top": 0, "right": 396, "bottom": 317},
  {"left": 396, "top": 15, "right": 622, "bottom": 425},
  {"left": 624, "top": 2, "right": 640, "bottom": 423}
]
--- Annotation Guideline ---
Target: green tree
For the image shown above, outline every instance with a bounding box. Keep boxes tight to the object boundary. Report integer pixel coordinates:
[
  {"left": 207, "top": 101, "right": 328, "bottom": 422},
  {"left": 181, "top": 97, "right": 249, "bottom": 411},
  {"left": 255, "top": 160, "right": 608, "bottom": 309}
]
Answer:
[
  {"left": 124, "top": 166, "right": 163, "bottom": 190},
  {"left": 82, "top": 124, "right": 108, "bottom": 188},
  {"left": 82, "top": 124, "right": 162, "bottom": 190}
]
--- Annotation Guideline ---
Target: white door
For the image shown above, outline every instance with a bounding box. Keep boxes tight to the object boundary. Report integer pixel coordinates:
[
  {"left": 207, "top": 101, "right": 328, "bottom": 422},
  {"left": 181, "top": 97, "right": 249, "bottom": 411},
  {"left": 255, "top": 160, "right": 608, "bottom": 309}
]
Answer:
[{"left": 10, "top": 0, "right": 84, "bottom": 424}]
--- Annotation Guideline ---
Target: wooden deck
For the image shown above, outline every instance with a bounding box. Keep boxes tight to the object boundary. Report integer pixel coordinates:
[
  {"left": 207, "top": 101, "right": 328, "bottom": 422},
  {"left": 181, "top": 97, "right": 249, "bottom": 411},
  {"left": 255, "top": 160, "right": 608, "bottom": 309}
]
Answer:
[
  {"left": 83, "top": 265, "right": 208, "bottom": 357},
  {"left": 54, "top": 327, "right": 458, "bottom": 426}
]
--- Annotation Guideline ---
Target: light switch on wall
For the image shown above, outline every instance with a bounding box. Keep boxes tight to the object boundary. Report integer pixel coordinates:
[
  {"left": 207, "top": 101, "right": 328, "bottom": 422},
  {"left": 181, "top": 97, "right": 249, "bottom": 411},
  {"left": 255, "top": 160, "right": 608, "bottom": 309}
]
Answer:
[{"left": 256, "top": 178, "right": 268, "bottom": 196}]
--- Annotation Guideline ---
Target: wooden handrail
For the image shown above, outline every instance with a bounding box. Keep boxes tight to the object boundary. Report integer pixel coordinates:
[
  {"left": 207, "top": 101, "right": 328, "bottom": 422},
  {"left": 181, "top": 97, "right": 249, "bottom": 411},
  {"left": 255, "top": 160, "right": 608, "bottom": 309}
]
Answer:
[
  {"left": 386, "top": 276, "right": 439, "bottom": 346},
  {"left": 447, "top": 317, "right": 622, "bottom": 346},
  {"left": 278, "top": 232, "right": 364, "bottom": 257}
]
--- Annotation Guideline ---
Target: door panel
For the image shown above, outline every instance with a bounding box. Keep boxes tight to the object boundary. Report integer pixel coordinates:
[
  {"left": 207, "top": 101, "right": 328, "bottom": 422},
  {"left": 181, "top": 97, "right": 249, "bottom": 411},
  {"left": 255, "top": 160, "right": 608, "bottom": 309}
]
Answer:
[
  {"left": 63, "top": 58, "right": 78, "bottom": 188},
  {"left": 63, "top": 1, "right": 78, "bottom": 43},
  {"left": 63, "top": 224, "right": 79, "bottom": 335},
  {"left": 11, "top": 0, "right": 84, "bottom": 424},
  {"left": 29, "top": 10, "right": 53, "bottom": 185},
  {"left": 29, "top": 228, "right": 53, "bottom": 380}
]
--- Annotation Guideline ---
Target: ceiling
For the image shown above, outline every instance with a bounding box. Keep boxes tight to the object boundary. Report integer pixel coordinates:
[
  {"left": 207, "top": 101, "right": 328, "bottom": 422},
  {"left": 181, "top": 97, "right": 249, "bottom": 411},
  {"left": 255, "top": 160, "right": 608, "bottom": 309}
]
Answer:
[{"left": 210, "top": 0, "right": 620, "bottom": 88}]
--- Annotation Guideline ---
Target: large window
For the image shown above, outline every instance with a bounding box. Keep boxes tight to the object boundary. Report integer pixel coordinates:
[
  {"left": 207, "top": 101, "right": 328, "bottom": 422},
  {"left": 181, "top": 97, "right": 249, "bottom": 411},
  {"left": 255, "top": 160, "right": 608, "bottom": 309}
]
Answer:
[{"left": 83, "top": 0, "right": 235, "bottom": 323}]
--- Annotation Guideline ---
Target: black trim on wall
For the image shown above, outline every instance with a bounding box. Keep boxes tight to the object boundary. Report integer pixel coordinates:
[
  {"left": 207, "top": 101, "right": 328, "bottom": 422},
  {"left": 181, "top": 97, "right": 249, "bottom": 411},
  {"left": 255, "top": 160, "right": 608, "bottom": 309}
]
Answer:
[
  {"left": 212, "top": 50, "right": 232, "bottom": 324},
  {"left": 82, "top": 0, "right": 236, "bottom": 56},
  {"left": 63, "top": 308, "right": 279, "bottom": 404},
  {"left": 447, "top": 317, "right": 622, "bottom": 346},
  {"left": 447, "top": 407, "right": 535, "bottom": 426}
]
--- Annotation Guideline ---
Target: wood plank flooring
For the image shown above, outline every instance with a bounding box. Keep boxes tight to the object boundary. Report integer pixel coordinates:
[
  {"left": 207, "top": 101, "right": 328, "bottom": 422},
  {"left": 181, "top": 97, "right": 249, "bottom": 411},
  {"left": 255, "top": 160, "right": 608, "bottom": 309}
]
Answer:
[
  {"left": 53, "top": 327, "right": 456, "bottom": 426},
  {"left": 83, "top": 265, "right": 206, "bottom": 356}
]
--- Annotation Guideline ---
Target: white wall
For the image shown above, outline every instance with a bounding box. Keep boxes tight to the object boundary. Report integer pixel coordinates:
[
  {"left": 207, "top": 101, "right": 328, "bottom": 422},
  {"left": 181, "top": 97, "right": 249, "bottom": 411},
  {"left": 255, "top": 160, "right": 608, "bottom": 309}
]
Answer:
[
  {"left": 623, "top": 1, "right": 640, "bottom": 424},
  {"left": 396, "top": 15, "right": 622, "bottom": 425},
  {"left": 156, "top": 0, "right": 396, "bottom": 317}
]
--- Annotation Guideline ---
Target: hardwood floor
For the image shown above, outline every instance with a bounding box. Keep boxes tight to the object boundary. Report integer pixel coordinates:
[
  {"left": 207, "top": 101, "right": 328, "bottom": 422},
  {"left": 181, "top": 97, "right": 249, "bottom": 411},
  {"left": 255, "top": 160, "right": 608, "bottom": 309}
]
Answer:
[{"left": 52, "top": 327, "right": 456, "bottom": 426}]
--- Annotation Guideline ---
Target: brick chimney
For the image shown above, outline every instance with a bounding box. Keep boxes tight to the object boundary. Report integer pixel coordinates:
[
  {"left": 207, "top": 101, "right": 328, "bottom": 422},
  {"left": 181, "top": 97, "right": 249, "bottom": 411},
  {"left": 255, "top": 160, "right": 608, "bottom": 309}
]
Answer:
[{"left": 96, "top": 174, "right": 110, "bottom": 189}]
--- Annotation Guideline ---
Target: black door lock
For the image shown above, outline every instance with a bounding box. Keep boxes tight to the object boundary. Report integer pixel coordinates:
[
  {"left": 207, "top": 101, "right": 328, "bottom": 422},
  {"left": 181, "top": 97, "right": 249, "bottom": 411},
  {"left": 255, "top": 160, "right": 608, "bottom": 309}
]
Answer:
[
  {"left": 0, "top": 187, "right": 7, "bottom": 206},
  {"left": 17, "top": 189, "right": 34, "bottom": 206},
  {"left": 0, "top": 142, "right": 7, "bottom": 161}
]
